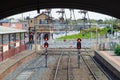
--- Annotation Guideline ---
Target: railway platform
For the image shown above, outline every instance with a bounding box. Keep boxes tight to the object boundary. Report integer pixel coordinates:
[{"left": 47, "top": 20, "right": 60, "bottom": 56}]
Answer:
[
  {"left": 94, "top": 50, "right": 120, "bottom": 79},
  {"left": 0, "top": 50, "right": 36, "bottom": 80}
]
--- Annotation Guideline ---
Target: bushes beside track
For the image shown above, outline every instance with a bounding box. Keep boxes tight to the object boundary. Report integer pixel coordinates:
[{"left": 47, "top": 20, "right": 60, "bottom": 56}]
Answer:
[{"left": 114, "top": 44, "right": 120, "bottom": 56}]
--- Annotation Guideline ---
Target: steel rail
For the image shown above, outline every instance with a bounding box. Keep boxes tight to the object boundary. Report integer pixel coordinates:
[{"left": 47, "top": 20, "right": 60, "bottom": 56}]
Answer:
[
  {"left": 81, "top": 54, "right": 97, "bottom": 80},
  {"left": 10, "top": 52, "right": 44, "bottom": 80},
  {"left": 26, "top": 57, "right": 45, "bottom": 80},
  {"left": 68, "top": 53, "right": 71, "bottom": 80},
  {"left": 85, "top": 48, "right": 113, "bottom": 80},
  {"left": 53, "top": 52, "right": 63, "bottom": 80}
]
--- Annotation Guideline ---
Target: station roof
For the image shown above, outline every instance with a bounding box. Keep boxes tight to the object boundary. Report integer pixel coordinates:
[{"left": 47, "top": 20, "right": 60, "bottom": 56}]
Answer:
[
  {"left": 0, "top": 26, "right": 27, "bottom": 34},
  {"left": 0, "top": 19, "right": 9, "bottom": 23}
]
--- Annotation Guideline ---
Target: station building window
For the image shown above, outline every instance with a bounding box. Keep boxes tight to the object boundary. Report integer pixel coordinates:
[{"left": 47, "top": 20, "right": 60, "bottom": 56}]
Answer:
[
  {"left": 0, "top": 35, "right": 2, "bottom": 45},
  {"left": 16, "top": 33, "right": 20, "bottom": 41},
  {"left": 40, "top": 19, "right": 47, "bottom": 24},
  {"left": 2, "top": 34, "right": 9, "bottom": 53},
  {"left": 10, "top": 34, "right": 15, "bottom": 42},
  {"left": 10, "top": 34, "right": 15, "bottom": 48},
  {"left": 0, "top": 35, "right": 2, "bottom": 53},
  {"left": 21, "top": 33, "right": 25, "bottom": 45},
  {"left": 0, "top": 46, "right": 2, "bottom": 54},
  {"left": 3, "top": 34, "right": 9, "bottom": 44}
]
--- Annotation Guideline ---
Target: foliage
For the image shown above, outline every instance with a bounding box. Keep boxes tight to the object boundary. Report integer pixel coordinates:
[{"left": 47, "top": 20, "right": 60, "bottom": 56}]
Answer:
[
  {"left": 89, "top": 19, "right": 97, "bottom": 23},
  {"left": 97, "top": 19, "right": 104, "bottom": 24},
  {"left": 57, "top": 32, "right": 96, "bottom": 40},
  {"left": 114, "top": 44, "right": 120, "bottom": 56},
  {"left": 57, "top": 27, "right": 111, "bottom": 40}
]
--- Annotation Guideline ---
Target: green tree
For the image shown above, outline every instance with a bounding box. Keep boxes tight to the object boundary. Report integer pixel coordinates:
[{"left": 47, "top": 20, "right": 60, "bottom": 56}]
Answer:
[{"left": 97, "top": 19, "right": 104, "bottom": 24}]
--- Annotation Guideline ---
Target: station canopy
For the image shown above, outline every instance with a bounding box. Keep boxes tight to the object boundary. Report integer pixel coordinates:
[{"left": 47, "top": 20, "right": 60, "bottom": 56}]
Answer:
[{"left": 0, "top": 26, "right": 27, "bottom": 34}]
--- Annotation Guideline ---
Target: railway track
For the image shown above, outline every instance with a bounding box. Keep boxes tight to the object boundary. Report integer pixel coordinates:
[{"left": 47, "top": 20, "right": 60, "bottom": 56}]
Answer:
[
  {"left": 4, "top": 52, "right": 47, "bottom": 80},
  {"left": 4, "top": 48, "right": 113, "bottom": 80},
  {"left": 50, "top": 48, "right": 112, "bottom": 80},
  {"left": 11, "top": 55, "right": 45, "bottom": 80},
  {"left": 67, "top": 53, "right": 74, "bottom": 80},
  {"left": 81, "top": 48, "right": 112, "bottom": 80},
  {"left": 53, "top": 52, "right": 63, "bottom": 80},
  {"left": 52, "top": 52, "right": 73, "bottom": 80}
]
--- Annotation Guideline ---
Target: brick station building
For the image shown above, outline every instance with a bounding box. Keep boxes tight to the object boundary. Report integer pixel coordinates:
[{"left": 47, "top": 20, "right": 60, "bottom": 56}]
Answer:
[{"left": 0, "top": 26, "right": 27, "bottom": 62}]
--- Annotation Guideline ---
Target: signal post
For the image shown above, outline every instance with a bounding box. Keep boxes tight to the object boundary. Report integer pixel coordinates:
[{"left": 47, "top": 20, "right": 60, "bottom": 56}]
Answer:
[
  {"left": 77, "top": 38, "right": 81, "bottom": 68},
  {"left": 29, "top": 32, "right": 34, "bottom": 50},
  {"left": 44, "top": 34, "right": 49, "bottom": 67}
]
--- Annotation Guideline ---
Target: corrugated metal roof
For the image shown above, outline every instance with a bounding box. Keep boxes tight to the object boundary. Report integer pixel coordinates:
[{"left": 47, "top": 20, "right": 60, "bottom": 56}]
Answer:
[
  {"left": 0, "top": 26, "right": 27, "bottom": 34},
  {"left": 0, "top": 19, "right": 9, "bottom": 23}
]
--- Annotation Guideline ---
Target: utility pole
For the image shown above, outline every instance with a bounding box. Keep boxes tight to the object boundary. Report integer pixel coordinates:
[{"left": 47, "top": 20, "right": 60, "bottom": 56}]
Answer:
[
  {"left": 78, "top": 10, "right": 88, "bottom": 29},
  {"left": 44, "top": 9, "right": 53, "bottom": 40},
  {"left": 56, "top": 9, "right": 68, "bottom": 37},
  {"left": 70, "top": 9, "right": 72, "bottom": 23},
  {"left": 69, "top": 9, "right": 72, "bottom": 31},
  {"left": 78, "top": 10, "right": 93, "bottom": 48},
  {"left": 56, "top": 9, "right": 65, "bottom": 23}
]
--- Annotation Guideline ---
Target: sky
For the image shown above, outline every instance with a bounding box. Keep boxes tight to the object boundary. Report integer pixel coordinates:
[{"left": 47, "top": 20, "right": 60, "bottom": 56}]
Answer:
[{"left": 7, "top": 8, "right": 113, "bottom": 20}]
